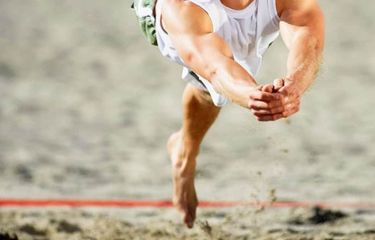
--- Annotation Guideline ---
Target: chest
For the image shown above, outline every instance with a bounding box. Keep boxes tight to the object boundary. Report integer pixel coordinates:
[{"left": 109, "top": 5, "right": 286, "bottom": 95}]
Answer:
[
  {"left": 215, "top": 0, "right": 260, "bottom": 59},
  {"left": 217, "top": 8, "right": 279, "bottom": 61},
  {"left": 223, "top": 16, "right": 257, "bottom": 54}
]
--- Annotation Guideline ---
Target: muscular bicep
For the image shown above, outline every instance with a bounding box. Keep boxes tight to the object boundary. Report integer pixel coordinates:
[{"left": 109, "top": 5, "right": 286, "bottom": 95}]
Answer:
[
  {"left": 161, "top": 0, "right": 234, "bottom": 80},
  {"left": 279, "top": 0, "right": 325, "bottom": 49},
  {"left": 170, "top": 32, "right": 234, "bottom": 79}
]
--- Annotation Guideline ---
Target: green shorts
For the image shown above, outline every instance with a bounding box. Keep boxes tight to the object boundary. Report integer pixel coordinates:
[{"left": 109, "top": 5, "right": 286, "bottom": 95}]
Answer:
[{"left": 131, "top": 0, "right": 158, "bottom": 46}]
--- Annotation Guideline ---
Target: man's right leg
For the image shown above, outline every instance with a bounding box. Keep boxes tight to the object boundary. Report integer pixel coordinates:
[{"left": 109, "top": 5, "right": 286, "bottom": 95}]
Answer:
[{"left": 167, "top": 83, "right": 221, "bottom": 228}]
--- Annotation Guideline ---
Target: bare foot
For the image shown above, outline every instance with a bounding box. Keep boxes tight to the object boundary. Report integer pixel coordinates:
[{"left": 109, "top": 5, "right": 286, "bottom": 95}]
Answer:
[{"left": 167, "top": 131, "right": 198, "bottom": 228}]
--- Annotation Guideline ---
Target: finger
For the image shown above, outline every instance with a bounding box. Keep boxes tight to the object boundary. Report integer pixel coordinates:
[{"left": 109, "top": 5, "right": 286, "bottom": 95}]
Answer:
[
  {"left": 249, "top": 99, "right": 285, "bottom": 110},
  {"left": 251, "top": 109, "right": 269, "bottom": 116},
  {"left": 255, "top": 113, "right": 284, "bottom": 122},
  {"left": 249, "top": 100, "right": 270, "bottom": 109},
  {"left": 273, "top": 78, "right": 284, "bottom": 92},
  {"left": 251, "top": 106, "right": 285, "bottom": 116},
  {"left": 249, "top": 99, "right": 284, "bottom": 110},
  {"left": 249, "top": 91, "right": 282, "bottom": 102},
  {"left": 261, "top": 84, "right": 274, "bottom": 93}
]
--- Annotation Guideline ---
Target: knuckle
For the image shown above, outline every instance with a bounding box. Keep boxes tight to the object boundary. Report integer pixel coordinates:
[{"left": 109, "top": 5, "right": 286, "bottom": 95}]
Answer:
[
  {"left": 249, "top": 93, "right": 257, "bottom": 100},
  {"left": 249, "top": 102, "right": 256, "bottom": 108}
]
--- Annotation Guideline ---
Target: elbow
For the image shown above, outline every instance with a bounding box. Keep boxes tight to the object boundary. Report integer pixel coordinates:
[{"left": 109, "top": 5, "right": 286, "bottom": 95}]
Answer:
[
  {"left": 310, "top": 34, "right": 324, "bottom": 53},
  {"left": 181, "top": 49, "right": 219, "bottom": 80},
  {"left": 182, "top": 50, "right": 196, "bottom": 67}
]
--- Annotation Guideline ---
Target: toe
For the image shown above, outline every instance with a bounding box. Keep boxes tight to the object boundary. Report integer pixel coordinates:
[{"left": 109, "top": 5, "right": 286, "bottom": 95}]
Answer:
[{"left": 184, "top": 213, "right": 194, "bottom": 228}]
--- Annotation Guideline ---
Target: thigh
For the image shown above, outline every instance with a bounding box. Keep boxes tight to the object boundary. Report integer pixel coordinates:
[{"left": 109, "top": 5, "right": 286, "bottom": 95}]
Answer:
[{"left": 181, "top": 84, "right": 221, "bottom": 145}]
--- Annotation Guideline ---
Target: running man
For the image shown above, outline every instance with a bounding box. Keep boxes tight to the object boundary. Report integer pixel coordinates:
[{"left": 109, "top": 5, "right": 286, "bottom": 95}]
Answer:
[{"left": 136, "top": 0, "right": 325, "bottom": 228}]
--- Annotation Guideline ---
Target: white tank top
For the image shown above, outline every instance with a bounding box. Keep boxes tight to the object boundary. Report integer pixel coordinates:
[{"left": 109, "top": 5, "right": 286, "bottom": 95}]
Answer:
[{"left": 155, "top": 0, "right": 280, "bottom": 105}]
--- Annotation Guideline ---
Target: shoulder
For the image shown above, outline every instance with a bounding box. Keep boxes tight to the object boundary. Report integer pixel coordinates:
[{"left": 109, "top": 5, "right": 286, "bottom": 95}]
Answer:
[
  {"left": 276, "top": 0, "right": 321, "bottom": 14},
  {"left": 161, "top": 0, "right": 213, "bottom": 35},
  {"left": 275, "top": 0, "right": 323, "bottom": 22}
]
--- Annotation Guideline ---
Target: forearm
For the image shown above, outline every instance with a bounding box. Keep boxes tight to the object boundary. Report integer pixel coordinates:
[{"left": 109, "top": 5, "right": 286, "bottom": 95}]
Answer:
[
  {"left": 180, "top": 40, "right": 258, "bottom": 108},
  {"left": 286, "top": 31, "right": 324, "bottom": 94},
  {"left": 208, "top": 58, "right": 258, "bottom": 108},
  {"left": 169, "top": 32, "right": 258, "bottom": 108}
]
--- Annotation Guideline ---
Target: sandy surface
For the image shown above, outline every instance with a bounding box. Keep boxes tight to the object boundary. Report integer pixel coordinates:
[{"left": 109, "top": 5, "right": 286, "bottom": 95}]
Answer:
[
  {"left": 1, "top": 207, "right": 375, "bottom": 240},
  {"left": 0, "top": 0, "right": 375, "bottom": 239}
]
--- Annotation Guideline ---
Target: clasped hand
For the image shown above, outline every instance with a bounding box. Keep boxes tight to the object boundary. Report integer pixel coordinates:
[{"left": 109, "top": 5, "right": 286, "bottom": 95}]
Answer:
[{"left": 248, "top": 79, "right": 302, "bottom": 122}]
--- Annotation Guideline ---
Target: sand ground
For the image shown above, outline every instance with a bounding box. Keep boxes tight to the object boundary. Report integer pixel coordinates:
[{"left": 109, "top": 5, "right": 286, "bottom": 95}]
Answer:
[{"left": 0, "top": 0, "right": 375, "bottom": 239}]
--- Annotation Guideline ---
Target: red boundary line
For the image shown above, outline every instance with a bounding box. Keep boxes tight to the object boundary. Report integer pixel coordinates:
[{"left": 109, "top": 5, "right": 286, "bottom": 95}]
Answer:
[{"left": 0, "top": 199, "right": 375, "bottom": 209}]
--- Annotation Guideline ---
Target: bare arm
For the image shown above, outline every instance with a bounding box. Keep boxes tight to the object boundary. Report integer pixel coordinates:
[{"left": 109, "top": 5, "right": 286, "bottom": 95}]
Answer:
[
  {"left": 280, "top": 0, "right": 325, "bottom": 93},
  {"left": 161, "top": 0, "right": 282, "bottom": 110},
  {"left": 262, "top": 0, "right": 325, "bottom": 119}
]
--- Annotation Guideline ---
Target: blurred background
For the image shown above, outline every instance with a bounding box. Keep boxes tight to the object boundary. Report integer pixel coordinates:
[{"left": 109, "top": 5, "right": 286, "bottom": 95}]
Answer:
[{"left": 0, "top": 0, "right": 374, "bottom": 205}]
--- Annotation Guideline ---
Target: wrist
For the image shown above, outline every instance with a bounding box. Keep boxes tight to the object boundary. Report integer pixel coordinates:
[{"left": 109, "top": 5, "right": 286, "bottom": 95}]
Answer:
[{"left": 284, "top": 77, "right": 306, "bottom": 95}]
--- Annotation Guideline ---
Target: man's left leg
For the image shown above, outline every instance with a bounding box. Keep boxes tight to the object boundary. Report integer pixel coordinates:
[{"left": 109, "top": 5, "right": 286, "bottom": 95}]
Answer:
[{"left": 167, "top": 83, "right": 221, "bottom": 228}]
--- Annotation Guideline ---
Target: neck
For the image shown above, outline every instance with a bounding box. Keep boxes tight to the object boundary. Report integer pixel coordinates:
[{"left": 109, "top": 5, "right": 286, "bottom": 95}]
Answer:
[{"left": 220, "top": 0, "right": 253, "bottom": 10}]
